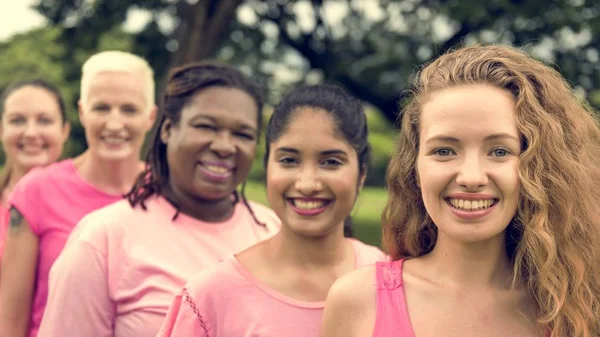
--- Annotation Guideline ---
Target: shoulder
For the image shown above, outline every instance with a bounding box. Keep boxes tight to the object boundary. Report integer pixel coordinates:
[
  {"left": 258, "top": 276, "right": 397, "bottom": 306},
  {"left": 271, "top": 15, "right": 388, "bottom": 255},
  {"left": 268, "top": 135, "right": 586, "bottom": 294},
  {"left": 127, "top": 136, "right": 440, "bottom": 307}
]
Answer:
[
  {"left": 11, "top": 160, "right": 73, "bottom": 195},
  {"left": 244, "top": 201, "right": 281, "bottom": 230},
  {"left": 328, "top": 264, "right": 377, "bottom": 306},
  {"left": 349, "top": 238, "right": 388, "bottom": 265},
  {"left": 184, "top": 258, "right": 244, "bottom": 304},
  {"left": 68, "top": 199, "right": 137, "bottom": 246},
  {"left": 321, "top": 265, "right": 378, "bottom": 336}
]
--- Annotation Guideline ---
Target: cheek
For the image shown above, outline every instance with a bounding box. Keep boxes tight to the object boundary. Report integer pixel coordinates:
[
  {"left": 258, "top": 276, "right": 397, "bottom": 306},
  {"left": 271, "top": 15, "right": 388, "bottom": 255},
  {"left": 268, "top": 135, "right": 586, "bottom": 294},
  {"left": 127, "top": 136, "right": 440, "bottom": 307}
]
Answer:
[
  {"left": 1, "top": 128, "right": 22, "bottom": 145},
  {"left": 265, "top": 168, "right": 290, "bottom": 205},
  {"left": 40, "top": 127, "right": 66, "bottom": 145}
]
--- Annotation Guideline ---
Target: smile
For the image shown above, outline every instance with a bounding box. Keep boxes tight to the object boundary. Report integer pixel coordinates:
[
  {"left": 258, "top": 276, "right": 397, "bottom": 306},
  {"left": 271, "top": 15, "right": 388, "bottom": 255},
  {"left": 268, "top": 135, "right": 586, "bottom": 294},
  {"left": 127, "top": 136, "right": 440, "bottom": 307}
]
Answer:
[
  {"left": 101, "top": 136, "right": 129, "bottom": 144},
  {"left": 288, "top": 198, "right": 332, "bottom": 216},
  {"left": 447, "top": 198, "right": 497, "bottom": 211}
]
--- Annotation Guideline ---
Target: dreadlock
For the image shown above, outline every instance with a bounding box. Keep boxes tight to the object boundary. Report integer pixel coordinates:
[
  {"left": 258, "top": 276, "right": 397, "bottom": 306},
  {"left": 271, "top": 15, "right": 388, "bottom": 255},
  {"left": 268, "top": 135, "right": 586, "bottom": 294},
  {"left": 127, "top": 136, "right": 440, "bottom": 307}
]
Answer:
[{"left": 125, "top": 61, "right": 266, "bottom": 227}]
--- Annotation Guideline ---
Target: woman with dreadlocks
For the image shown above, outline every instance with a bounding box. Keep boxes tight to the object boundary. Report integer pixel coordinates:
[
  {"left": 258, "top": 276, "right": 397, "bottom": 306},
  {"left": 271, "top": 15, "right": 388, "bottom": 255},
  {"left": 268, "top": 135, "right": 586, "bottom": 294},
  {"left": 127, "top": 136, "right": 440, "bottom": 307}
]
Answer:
[{"left": 36, "top": 62, "right": 280, "bottom": 337}]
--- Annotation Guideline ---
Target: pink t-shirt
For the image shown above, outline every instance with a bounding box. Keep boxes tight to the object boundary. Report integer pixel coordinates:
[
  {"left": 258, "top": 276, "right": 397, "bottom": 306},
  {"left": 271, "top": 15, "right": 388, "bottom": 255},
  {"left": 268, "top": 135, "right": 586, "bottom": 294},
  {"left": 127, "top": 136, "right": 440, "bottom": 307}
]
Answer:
[
  {"left": 8, "top": 159, "right": 123, "bottom": 337},
  {"left": 37, "top": 195, "right": 280, "bottom": 337},
  {"left": 157, "top": 239, "right": 386, "bottom": 337},
  {"left": 0, "top": 205, "right": 8, "bottom": 259},
  {"left": 372, "top": 259, "right": 415, "bottom": 337}
]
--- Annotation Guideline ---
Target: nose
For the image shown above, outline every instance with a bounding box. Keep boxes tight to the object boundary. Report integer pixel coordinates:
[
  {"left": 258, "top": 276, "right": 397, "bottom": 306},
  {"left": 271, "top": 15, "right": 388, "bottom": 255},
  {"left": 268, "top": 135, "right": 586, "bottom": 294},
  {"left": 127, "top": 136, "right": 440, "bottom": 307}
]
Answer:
[
  {"left": 105, "top": 108, "right": 125, "bottom": 130},
  {"left": 209, "top": 131, "right": 235, "bottom": 158},
  {"left": 294, "top": 167, "right": 323, "bottom": 195},
  {"left": 23, "top": 120, "right": 40, "bottom": 137},
  {"left": 455, "top": 154, "right": 488, "bottom": 191}
]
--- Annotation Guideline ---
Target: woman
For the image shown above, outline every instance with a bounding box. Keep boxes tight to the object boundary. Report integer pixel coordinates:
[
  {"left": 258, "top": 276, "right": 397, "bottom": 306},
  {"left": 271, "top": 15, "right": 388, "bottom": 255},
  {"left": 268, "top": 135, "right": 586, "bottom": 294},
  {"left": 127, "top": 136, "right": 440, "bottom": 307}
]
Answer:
[
  {"left": 0, "top": 51, "right": 156, "bottom": 337},
  {"left": 0, "top": 79, "right": 70, "bottom": 260},
  {"left": 321, "top": 45, "right": 600, "bottom": 337},
  {"left": 36, "top": 61, "right": 280, "bottom": 337},
  {"left": 158, "top": 84, "right": 385, "bottom": 337}
]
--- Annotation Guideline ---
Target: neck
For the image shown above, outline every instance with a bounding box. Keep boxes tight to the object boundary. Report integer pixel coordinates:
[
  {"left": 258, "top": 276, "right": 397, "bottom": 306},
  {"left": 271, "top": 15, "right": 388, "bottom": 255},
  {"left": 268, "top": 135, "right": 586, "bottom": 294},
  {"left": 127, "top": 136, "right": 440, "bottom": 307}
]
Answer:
[
  {"left": 423, "top": 232, "right": 514, "bottom": 289},
  {"left": 162, "top": 183, "right": 236, "bottom": 223},
  {"left": 267, "top": 224, "right": 352, "bottom": 269},
  {"left": 73, "top": 151, "right": 143, "bottom": 195}
]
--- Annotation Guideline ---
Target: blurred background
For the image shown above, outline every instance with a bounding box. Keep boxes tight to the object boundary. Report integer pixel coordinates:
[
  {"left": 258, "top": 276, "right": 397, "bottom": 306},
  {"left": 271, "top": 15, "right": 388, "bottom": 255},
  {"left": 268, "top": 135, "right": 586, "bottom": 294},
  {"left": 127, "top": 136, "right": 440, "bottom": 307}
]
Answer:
[{"left": 1, "top": 0, "right": 600, "bottom": 245}]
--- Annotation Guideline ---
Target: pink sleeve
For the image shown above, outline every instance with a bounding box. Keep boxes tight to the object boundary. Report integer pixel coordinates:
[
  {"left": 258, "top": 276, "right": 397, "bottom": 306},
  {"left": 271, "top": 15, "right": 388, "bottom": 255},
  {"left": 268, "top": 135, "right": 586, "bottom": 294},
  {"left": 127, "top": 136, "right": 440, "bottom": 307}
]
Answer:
[
  {"left": 37, "top": 239, "right": 115, "bottom": 337},
  {"left": 157, "top": 289, "right": 210, "bottom": 337},
  {"left": 8, "top": 171, "right": 43, "bottom": 234}
]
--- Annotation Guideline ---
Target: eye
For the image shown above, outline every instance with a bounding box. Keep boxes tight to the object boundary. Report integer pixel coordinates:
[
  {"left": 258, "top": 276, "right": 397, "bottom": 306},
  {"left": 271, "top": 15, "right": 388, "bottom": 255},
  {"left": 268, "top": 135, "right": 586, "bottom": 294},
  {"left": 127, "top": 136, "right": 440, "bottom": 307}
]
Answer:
[
  {"left": 92, "top": 104, "right": 110, "bottom": 112},
  {"left": 277, "top": 157, "right": 298, "bottom": 166},
  {"left": 235, "top": 132, "right": 255, "bottom": 141},
  {"left": 322, "top": 158, "right": 343, "bottom": 166},
  {"left": 433, "top": 148, "right": 455, "bottom": 156},
  {"left": 490, "top": 148, "right": 510, "bottom": 157},
  {"left": 38, "top": 117, "right": 54, "bottom": 125},
  {"left": 122, "top": 106, "right": 139, "bottom": 115},
  {"left": 193, "top": 124, "right": 217, "bottom": 131},
  {"left": 9, "top": 117, "right": 26, "bottom": 125}
]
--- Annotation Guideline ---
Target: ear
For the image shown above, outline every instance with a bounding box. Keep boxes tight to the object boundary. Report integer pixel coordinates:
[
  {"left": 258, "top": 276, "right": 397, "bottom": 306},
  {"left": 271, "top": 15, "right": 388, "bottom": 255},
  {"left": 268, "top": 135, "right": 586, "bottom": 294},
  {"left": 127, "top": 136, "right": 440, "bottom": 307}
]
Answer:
[
  {"left": 61, "top": 122, "right": 71, "bottom": 143},
  {"left": 358, "top": 168, "right": 367, "bottom": 191},
  {"left": 146, "top": 105, "right": 158, "bottom": 131},
  {"left": 160, "top": 118, "right": 172, "bottom": 145},
  {"left": 77, "top": 100, "right": 86, "bottom": 128}
]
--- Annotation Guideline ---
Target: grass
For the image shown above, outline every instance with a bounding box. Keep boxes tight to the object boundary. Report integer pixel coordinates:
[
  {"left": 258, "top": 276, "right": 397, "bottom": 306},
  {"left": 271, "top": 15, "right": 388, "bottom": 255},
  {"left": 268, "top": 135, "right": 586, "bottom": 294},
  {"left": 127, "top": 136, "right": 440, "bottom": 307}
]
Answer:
[{"left": 243, "top": 180, "right": 386, "bottom": 247}]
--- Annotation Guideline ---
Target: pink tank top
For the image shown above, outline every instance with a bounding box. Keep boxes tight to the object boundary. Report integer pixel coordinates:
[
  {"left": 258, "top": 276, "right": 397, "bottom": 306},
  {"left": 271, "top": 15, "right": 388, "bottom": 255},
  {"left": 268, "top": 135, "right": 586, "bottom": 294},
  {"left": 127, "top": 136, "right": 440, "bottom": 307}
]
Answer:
[{"left": 373, "top": 259, "right": 416, "bottom": 337}]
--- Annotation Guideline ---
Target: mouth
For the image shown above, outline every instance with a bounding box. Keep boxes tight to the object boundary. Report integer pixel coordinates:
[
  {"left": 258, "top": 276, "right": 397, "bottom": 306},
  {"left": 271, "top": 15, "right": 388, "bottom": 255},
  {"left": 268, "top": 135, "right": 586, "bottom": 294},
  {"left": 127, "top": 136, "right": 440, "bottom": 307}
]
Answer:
[
  {"left": 287, "top": 198, "right": 332, "bottom": 216},
  {"left": 198, "top": 162, "right": 234, "bottom": 182},
  {"left": 100, "top": 135, "right": 130, "bottom": 146},
  {"left": 18, "top": 143, "right": 47, "bottom": 154},
  {"left": 446, "top": 197, "right": 498, "bottom": 211}
]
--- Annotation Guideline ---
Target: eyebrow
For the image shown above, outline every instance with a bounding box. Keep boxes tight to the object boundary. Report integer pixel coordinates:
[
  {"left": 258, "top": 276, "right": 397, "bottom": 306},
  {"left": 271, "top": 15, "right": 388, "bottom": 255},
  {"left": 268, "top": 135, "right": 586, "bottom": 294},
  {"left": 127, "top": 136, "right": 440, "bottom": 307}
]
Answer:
[
  {"left": 425, "top": 133, "right": 519, "bottom": 144},
  {"left": 192, "top": 115, "right": 257, "bottom": 132},
  {"left": 275, "top": 147, "right": 348, "bottom": 156}
]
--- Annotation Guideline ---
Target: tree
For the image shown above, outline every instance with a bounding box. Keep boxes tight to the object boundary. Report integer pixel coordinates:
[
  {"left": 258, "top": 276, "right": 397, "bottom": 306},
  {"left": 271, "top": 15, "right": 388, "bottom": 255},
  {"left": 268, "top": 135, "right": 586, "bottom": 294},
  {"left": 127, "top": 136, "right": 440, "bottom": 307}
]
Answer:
[{"left": 33, "top": 0, "right": 600, "bottom": 124}]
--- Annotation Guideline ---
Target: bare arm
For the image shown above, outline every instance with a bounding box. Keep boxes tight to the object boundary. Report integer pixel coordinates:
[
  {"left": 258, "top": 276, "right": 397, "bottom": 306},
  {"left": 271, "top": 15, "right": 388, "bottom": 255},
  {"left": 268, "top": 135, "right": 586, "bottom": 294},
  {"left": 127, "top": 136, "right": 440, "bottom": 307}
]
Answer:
[
  {"left": 0, "top": 207, "right": 39, "bottom": 337},
  {"left": 320, "top": 265, "right": 377, "bottom": 337}
]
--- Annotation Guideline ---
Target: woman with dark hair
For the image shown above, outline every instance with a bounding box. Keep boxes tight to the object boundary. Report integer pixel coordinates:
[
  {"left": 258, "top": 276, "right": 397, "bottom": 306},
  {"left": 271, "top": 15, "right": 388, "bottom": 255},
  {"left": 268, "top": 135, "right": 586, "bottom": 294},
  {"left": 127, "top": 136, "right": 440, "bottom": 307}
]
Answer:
[
  {"left": 158, "top": 84, "right": 385, "bottom": 337},
  {"left": 36, "top": 61, "right": 280, "bottom": 337},
  {"left": 0, "top": 79, "right": 70, "bottom": 260}
]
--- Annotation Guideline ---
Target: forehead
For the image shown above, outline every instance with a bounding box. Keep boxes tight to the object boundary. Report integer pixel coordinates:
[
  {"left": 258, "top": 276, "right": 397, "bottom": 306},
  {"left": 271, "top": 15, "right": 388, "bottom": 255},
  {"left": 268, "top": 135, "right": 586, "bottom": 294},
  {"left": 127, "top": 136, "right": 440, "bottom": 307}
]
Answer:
[
  {"left": 182, "top": 86, "right": 258, "bottom": 127},
  {"left": 272, "top": 108, "right": 354, "bottom": 152},
  {"left": 85, "top": 71, "right": 147, "bottom": 106},
  {"left": 4, "top": 86, "right": 60, "bottom": 115},
  {"left": 420, "top": 84, "right": 518, "bottom": 141}
]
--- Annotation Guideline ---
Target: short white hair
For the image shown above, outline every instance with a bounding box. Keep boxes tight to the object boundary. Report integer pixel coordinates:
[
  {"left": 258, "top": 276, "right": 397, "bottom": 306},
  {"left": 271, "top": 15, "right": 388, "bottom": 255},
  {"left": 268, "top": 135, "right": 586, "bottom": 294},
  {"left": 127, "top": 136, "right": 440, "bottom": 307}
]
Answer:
[{"left": 80, "top": 51, "right": 155, "bottom": 112}]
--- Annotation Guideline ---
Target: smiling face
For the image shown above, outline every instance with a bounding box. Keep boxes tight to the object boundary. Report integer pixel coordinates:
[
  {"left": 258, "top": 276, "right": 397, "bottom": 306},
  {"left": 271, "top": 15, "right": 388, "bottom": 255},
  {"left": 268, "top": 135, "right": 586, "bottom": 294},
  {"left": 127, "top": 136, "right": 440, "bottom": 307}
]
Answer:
[
  {"left": 161, "top": 86, "right": 259, "bottom": 201},
  {"left": 266, "top": 108, "right": 365, "bottom": 238},
  {"left": 416, "top": 84, "right": 520, "bottom": 244},
  {"left": 1, "top": 85, "right": 69, "bottom": 172},
  {"left": 79, "top": 71, "right": 155, "bottom": 162}
]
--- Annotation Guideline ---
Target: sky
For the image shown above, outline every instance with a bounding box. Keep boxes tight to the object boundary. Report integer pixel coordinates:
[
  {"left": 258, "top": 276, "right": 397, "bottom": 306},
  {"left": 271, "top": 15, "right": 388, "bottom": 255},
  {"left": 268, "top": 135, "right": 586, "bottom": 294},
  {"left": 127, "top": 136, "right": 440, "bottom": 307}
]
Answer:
[{"left": 0, "top": 0, "right": 47, "bottom": 41}]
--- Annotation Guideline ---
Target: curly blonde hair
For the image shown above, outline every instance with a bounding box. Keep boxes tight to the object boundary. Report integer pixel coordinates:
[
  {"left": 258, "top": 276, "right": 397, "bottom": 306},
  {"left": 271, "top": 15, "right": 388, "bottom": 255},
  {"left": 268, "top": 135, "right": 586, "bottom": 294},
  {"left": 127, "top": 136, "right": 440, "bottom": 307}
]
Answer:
[{"left": 382, "top": 44, "right": 600, "bottom": 336}]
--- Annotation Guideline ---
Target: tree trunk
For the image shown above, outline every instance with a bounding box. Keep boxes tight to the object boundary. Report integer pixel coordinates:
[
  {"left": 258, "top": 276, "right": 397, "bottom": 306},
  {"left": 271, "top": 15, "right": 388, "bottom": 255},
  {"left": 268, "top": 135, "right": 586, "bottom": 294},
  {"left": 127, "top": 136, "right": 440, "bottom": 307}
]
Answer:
[{"left": 170, "top": 0, "right": 244, "bottom": 67}]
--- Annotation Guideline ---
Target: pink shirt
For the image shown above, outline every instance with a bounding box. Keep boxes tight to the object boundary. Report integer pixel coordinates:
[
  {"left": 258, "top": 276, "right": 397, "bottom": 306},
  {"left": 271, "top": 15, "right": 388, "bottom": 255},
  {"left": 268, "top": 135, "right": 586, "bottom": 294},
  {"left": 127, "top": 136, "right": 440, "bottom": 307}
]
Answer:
[
  {"left": 0, "top": 205, "right": 8, "bottom": 259},
  {"left": 8, "top": 159, "right": 122, "bottom": 337},
  {"left": 37, "top": 195, "right": 280, "bottom": 337},
  {"left": 158, "top": 239, "right": 386, "bottom": 337},
  {"left": 372, "top": 259, "right": 415, "bottom": 337}
]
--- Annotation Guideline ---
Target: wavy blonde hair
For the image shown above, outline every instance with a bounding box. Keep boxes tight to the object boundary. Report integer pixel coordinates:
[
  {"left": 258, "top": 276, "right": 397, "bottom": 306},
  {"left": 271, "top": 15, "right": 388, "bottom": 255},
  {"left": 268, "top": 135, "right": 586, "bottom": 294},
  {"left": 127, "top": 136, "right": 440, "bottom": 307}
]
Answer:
[{"left": 382, "top": 44, "right": 600, "bottom": 336}]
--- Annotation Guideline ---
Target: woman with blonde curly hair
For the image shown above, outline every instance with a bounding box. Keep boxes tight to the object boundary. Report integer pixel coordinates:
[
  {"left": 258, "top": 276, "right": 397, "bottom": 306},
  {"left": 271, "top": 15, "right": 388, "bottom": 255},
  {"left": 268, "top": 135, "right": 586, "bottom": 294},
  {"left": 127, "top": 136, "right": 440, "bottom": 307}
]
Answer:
[{"left": 320, "top": 44, "right": 600, "bottom": 337}]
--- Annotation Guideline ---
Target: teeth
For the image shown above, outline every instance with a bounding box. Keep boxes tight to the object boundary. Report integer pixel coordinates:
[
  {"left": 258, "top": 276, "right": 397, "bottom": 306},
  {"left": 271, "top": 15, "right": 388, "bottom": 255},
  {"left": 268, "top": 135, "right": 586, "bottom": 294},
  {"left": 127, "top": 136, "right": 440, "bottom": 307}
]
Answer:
[
  {"left": 449, "top": 198, "right": 495, "bottom": 211},
  {"left": 205, "top": 165, "right": 230, "bottom": 174},
  {"left": 293, "top": 200, "right": 326, "bottom": 210},
  {"left": 103, "top": 137, "right": 126, "bottom": 144}
]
